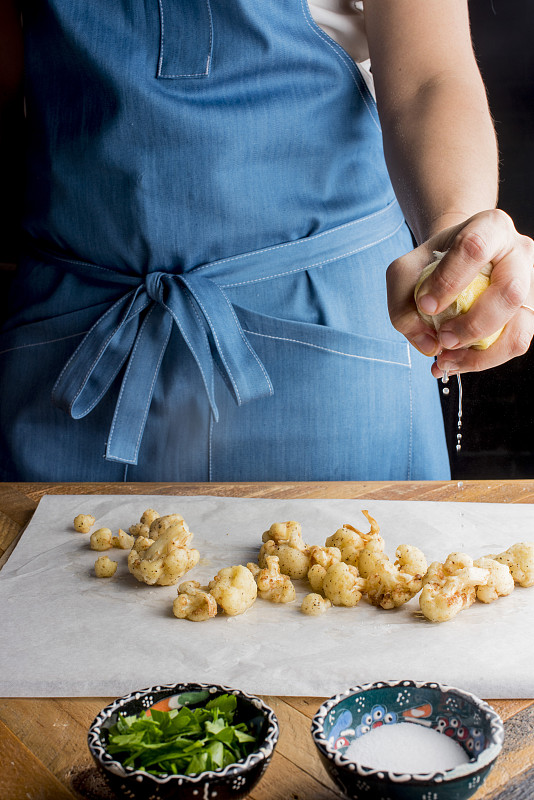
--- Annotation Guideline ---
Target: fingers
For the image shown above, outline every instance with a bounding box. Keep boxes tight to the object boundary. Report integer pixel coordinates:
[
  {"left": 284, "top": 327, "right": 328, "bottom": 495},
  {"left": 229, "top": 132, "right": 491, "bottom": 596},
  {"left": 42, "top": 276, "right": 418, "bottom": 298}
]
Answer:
[
  {"left": 416, "top": 209, "right": 528, "bottom": 319},
  {"left": 387, "top": 207, "right": 534, "bottom": 370},
  {"left": 431, "top": 304, "right": 534, "bottom": 378},
  {"left": 436, "top": 235, "right": 534, "bottom": 349},
  {"left": 386, "top": 243, "right": 441, "bottom": 356}
]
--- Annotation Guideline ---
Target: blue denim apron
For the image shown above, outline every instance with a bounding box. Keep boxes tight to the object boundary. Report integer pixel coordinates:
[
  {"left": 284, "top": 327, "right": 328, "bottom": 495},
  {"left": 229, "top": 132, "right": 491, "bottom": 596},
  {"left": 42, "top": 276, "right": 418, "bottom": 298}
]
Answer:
[{"left": 0, "top": 0, "right": 450, "bottom": 481}]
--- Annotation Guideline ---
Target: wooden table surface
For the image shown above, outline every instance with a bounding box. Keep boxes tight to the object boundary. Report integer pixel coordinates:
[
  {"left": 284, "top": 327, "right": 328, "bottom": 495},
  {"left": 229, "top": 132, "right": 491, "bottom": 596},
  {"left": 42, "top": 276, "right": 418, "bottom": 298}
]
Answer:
[{"left": 1, "top": 480, "right": 534, "bottom": 800}]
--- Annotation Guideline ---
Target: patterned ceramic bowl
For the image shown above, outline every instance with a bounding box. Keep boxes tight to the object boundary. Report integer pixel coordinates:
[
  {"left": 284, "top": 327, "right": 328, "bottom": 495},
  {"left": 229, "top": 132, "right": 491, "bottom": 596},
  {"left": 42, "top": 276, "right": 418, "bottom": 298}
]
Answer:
[
  {"left": 311, "top": 679, "right": 504, "bottom": 800},
  {"left": 88, "top": 682, "right": 279, "bottom": 799}
]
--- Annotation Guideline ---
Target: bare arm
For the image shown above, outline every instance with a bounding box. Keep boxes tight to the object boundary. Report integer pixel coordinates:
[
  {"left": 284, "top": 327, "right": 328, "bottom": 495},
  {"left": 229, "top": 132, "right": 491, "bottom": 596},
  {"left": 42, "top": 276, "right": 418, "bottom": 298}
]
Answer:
[{"left": 365, "top": 0, "right": 534, "bottom": 374}]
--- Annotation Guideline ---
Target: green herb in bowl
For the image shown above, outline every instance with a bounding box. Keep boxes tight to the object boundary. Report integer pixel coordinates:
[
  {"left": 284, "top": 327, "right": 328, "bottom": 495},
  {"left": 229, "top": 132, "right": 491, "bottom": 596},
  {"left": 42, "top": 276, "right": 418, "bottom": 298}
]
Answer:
[{"left": 106, "top": 692, "right": 258, "bottom": 776}]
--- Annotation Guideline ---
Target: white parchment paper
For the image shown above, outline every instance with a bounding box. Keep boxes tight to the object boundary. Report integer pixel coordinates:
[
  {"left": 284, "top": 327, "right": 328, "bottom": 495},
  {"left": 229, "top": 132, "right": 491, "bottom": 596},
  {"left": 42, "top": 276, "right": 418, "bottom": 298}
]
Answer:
[{"left": 1, "top": 494, "right": 533, "bottom": 698}]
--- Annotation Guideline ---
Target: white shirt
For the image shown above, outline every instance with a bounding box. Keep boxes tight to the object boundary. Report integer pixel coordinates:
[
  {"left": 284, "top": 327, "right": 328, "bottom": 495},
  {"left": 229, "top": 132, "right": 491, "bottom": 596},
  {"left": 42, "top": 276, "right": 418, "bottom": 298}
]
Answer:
[{"left": 308, "top": 0, "right": 375, "bottom": 96}]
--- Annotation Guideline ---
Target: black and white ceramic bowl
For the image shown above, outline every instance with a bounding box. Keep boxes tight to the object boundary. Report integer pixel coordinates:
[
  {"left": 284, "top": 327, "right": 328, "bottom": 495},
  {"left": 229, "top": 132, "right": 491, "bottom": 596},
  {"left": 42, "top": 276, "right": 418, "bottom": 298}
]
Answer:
[
  {"left": 311, "top": 679, "right": 504, "bottom": 800},
  {"left": 88, "top": 682, "right": 279, "bottom": 799}
]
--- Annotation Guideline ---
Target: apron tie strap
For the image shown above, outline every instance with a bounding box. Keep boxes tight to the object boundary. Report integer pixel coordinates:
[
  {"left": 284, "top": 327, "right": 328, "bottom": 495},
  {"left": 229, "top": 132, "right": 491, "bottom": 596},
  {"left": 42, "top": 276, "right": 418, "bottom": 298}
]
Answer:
[
  {"left": 52, "top": 270, "right": 273, "bottom": 465},
  {"left": 39, "top": 199, "right": 404, "bottom": 465}
]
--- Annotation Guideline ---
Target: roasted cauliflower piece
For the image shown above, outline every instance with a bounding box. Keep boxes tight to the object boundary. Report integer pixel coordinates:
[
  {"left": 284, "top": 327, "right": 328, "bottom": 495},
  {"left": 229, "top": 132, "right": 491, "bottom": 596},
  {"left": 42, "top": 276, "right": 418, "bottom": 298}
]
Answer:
[
  {"left": 488, "top": 543, "right": 534, "bottom": 588},
  {"left": 395, "top": 544, "right": 428, "bottom": 577},
  {"left": 74, "top": 514, "right": 95, "bottom": 533},
  {"left": 128, "top": 508, "right": 162, "bottom": 537},
  {"left": 325, "top": 510, "right": 384, "bottom": 567},
  {"left": 253, "top": 555, "right": 296, "bottom": 603},
  {"left": 129, "top": 522, "right": 150, "bottom": 537},
  {"left": 112, "top": 528, "right": 135, "bottom": 550},
  {"left": 94, "top": 556, "right": 118, "bottom": 577},
  {"left": 173, "top": 581, "right": 218, "bottom": 621},
  {"left": 309, "top": 545, "right": 342, "bottom": 570},
  {"left": 357, "top": 538, "right": 387, "bottom": 579},
  {"left": 208, "top": 565, "right": 258, "bottom": 616},
  {"left": 258, "top": 520, "right": 311, "bottom": 579},
  {"left": 301, "top": 593, "right": 331, "bottom": 616},
  {"left": 149, "top": 513, "right": 191, "bottom": 541},
  {"left": 306, "top": 546, "right": 341, "bottom": 593},
  {"left": 419, "top": 552, "right": 489, "bottom": 622},
  {"left": 90, "top": 527, "right": 113, "bottom": 551},
  {"left": 140, "top": 508, "right": 161, "bottom": 527},
  {"left": 261, "top": 520, "right": 303, "bottom": 545},
  {"left": 365, "top": 545, "right": 427, "bottom": 609},
  {"left": 473, "top": 557, "right": 514, "bottom": 603},
  {"left": 127, "top": 522, "right": 200, "bottom": 586},
  {"left": 307, "top": 564, "right": 328, "bottom": 593},
  {"left": 322, "top": 562, "right": 366, "bottom": 607}
]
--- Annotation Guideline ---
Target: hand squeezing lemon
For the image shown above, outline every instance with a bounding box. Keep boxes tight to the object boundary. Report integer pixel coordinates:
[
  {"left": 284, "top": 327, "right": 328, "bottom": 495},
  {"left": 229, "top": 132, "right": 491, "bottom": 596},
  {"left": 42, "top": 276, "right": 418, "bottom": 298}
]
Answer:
[{"left": 414, "top": 250, "right": 504, "bottom": 350}]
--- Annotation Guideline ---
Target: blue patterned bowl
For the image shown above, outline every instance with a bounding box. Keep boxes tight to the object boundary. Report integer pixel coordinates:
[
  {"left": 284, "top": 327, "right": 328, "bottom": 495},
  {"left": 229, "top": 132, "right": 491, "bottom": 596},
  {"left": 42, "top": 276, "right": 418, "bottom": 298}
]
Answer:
[
  {"left": 88, "top": 682, "right": 279, "bottom": 799},
  {"left": 311, "top": 679, "right": 504, "bottom": 800}
]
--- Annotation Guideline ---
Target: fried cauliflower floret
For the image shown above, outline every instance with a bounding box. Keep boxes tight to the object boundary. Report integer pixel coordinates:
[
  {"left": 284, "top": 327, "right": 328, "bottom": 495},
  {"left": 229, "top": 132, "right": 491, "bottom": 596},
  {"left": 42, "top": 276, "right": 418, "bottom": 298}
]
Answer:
[
  {"left": 94, "top": 555, "right": 118, "bottom": 577},
  {"left": 149, "top": 514, "right": 191, "bottom": 542},
  {"left": 129, "top": 522, "right": 150, "bottom": 537},
  {"left": 473, "top": 557, "right": 515, "bottom": 603},
  {"left": 90, "top": 527, "right": 113, "bottom": 551},
  {"left": 395, "top": 544, "right": 428, "bottom": 577},
  {"left": 258, "top": 521, "right": 311, "bottom": 579},
  {"left": 73, "top": 514, "right": 95, "bottom": 533},
  {"left": 127, "top": 525, "right": 200, "bottom": 586},
  {"left": 208, "top": 565, "right": 257, "bottom": 616},
  {"left": 308, "top": 564, "right": 328, "bottom": 593},
  {"left": 246, "top": 562, "right": 260, "bottom": 578},
  {"left": 488, "top": 543, "right": 534, "bottom": 588},
  {"left": 325, "top": 510, "right": 384, "bottom": 567},
  {"left": 358, "top": 538, "right": 387, "bottom": 579},
  {"left": 419, "top": 552, "right": 489, "bottom": 622},
  {"left": 301, "top": 593, "right": 331, "bottom": 616},
  {"left": 173, "top": 581, "right": 218, "bottom": 621},
  {"left": 261, "top": 520, "right": 303, "bottom": 545},
  {"left": 128, "top": 509, "right": 162, "bottom": 537},
  {"left": 254, "top": 555, "right": 296, "bottom": 604},
  {"left": 366, "top": 545, "right": 427, "bottom": 609},
  {"left": 140, "top": 508, "right": 161, "bottom": 527},
  {"left": 112, "top": 528, "right": 135, "bottom": 550},
  {"left": 309, "top": 545, "right": 342, "bottom": 570},
  {"left": 306, "top": 546, "right": 342, "bottom": 594},
  {"left": 322, "top": 562, "right": 366, "bottom": 607}
]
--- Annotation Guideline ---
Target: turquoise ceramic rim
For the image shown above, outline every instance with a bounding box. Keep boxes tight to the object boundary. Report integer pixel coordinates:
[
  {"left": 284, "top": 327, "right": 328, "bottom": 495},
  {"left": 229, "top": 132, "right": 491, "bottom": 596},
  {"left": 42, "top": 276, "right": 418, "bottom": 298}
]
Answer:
[{"left": 311, "top": 678, "right": 504, "bottom": 785}]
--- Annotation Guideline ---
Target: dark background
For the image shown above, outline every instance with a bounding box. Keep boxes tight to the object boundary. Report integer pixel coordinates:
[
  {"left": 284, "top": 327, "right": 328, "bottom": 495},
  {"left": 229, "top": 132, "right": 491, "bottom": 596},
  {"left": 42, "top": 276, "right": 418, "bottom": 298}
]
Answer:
[
  {"left": 1, "top": 0, "right": 533, "bottom": 479},
  {"left": 441, "top": 0, "right": 534, "bottom": 479}
]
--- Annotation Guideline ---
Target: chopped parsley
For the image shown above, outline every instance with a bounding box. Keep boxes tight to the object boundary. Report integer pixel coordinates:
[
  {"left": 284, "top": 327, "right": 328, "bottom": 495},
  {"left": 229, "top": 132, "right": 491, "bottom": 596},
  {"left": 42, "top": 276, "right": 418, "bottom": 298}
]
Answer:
[{"left": 106, "top": 692, "right": 258, "bottom": 776}]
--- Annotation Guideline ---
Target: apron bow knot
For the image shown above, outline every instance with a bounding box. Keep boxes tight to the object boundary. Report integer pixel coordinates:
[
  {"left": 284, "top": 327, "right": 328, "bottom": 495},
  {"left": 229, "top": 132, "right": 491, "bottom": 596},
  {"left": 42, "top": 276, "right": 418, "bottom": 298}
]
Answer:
[{"left": 51, "top": 266, "right": 273, "bottom": 465}]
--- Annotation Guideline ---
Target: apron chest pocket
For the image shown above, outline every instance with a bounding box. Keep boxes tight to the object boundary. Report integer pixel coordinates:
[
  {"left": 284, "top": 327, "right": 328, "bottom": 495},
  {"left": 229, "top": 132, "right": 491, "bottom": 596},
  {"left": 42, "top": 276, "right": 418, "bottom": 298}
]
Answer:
[{"left": 157, "top": 0, "right": 213, "bottom": 79}]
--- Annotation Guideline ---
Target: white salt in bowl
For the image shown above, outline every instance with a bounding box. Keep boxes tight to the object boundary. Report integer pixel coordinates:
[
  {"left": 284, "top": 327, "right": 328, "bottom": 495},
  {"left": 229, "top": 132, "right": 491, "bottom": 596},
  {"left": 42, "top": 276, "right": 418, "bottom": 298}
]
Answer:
[{"left": 311, "top": 679, "right": 504, "bottom": 800}]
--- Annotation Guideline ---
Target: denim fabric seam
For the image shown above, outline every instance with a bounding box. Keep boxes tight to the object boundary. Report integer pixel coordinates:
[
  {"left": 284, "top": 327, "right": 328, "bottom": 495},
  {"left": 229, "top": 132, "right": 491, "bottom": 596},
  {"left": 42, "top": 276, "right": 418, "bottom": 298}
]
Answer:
[
  {"left": 299, "top": 0, "right": 380, "bottom": 133},
  {"left": 194, "top": 203, "right": 399, "bottom": 275},
  {"left": 246, "top": 330, "right": 411, "bottom": 367},
  {"left": 217, "top": 284, "right": 274, "bottom": 396},
  {"left": 0, "top": 331, "right": 87, "bottom": 357},
  {"left": 52, "top": 291, "right": 151, "bottom": 415},
  {"left": 30, "top": 250, "right": 135, "bottom": 281},
  {"left": 407, "top": 346, "right": 414, "bottom": 480},
  {"left": 157, "top": 0, "right": 213, "bottom": 78},
  {"left": 160, "top": 292, "right": 214, "bottom": 409},
  {"left": 107, "top": 304, "right": 172, "bottom": 463},
  {"left": 219, "top": 220, "right": 405, "bottom": 288},
  {"left": 76, "top": 335, "right": 138, "bottom": 418}
]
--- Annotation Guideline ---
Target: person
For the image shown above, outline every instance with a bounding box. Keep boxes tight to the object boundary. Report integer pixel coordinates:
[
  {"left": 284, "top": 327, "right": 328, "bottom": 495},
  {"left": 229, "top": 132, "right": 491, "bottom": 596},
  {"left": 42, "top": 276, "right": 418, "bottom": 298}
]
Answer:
[{"left": 0, "top": 0, "right": 533, "bottom": 482}]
